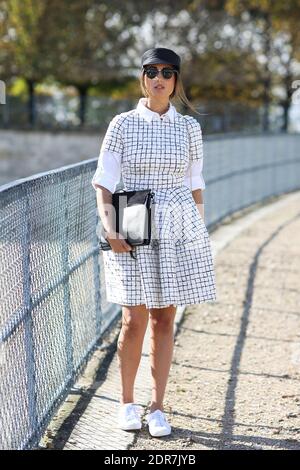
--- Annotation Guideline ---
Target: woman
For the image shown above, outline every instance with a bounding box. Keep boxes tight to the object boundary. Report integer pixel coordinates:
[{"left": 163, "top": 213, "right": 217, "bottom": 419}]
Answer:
[{"left": 91, "top": 47, "right": 217, "bottom": 437}]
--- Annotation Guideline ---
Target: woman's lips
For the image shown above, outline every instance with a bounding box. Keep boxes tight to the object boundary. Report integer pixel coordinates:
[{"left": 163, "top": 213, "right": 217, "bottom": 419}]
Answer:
[{"left": 155, "top": 85, "right": 165, "bottom": 89}]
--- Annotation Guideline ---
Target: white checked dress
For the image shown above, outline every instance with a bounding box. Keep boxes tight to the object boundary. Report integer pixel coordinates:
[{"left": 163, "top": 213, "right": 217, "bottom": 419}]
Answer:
[{"left": 92, "top": 97, "right": 217, "bottom": 308}]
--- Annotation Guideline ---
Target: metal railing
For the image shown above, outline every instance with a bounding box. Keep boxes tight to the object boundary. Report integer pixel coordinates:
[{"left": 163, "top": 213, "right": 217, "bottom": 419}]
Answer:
[
  {"left": 0, "top": 132, "right": 299, "bottom": 449},
  {"left": 203, "top": 132, "right": 300, "bottom": 229}
]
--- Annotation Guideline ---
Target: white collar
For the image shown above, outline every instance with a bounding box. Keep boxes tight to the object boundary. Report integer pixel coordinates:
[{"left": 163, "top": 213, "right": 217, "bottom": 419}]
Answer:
[{"left": 135, "top": 97, "right": 176, "bottom": 123}]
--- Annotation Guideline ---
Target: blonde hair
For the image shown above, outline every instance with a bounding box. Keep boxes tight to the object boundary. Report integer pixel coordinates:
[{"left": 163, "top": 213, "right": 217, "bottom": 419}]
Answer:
[{"left": 139, "top": 68, "right": 205, "bottom": 117}]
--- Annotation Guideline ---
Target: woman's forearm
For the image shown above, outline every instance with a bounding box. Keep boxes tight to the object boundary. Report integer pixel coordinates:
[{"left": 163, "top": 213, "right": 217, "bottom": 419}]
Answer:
[{"left": 95, "top": 185, "right": 117, "bottom": 236}]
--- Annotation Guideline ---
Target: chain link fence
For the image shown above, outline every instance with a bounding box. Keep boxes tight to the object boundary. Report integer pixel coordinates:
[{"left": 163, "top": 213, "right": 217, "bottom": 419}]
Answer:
[{"left": 0, "top": 132, "right": 300, "bottom": 449}]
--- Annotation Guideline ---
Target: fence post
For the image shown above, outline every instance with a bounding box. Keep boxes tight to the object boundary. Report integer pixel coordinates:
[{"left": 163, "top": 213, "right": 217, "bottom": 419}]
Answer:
[
  {"left": 23, "top": 188, "right": 38, "bottom": 445},
  {"left": 93, "top": 209, "right": 102, "bottom": 339},
  {"left": 62, "top": 180, "right": 74, "bottom": 382}
]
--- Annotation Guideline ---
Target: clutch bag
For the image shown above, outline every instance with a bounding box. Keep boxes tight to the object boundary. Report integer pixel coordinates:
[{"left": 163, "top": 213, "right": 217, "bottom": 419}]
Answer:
[{"left": 99, "top": 188, "right": 155, "bottom": 259}]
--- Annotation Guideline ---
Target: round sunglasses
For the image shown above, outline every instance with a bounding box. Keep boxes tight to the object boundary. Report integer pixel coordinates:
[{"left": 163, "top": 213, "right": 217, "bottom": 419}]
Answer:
[{"left": 143, "top": 66, "right": 178, "bottom": 80}]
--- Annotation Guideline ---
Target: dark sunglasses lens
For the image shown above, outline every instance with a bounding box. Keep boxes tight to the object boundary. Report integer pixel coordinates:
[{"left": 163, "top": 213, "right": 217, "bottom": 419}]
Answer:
[
  {"left": 162, "top": 69, "right": 175, "bottom": 79},
  {"left": 145, "top": 68, "right": 158, "bottom": 79}
]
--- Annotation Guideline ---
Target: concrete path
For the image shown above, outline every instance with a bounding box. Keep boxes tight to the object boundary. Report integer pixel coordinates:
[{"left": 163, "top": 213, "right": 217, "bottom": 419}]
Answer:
[{"left": 40, "top": 191, "right": 300, "bottom": 450}]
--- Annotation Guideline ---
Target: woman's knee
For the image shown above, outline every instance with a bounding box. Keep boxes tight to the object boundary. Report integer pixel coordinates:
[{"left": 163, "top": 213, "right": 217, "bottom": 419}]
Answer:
[
  {"left": 121, "top": 304, "right": 149, "bottom": 333},
  {"left": 149, "top": 305, "right": 176, "bottom": 332}
]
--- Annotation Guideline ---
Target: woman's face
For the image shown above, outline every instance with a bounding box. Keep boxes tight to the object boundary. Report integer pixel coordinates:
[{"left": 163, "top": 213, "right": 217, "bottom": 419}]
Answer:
[{"left": 143, "top": 63, "right": 176, "bottom": 99}]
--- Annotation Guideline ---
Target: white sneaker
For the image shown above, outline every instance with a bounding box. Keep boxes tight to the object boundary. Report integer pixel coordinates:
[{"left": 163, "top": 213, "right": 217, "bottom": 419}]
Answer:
[
  {"left": 118, "top": 403, "right": 142, "bottom": 431},
  {"left": 146, "top": 409, "right": 172, "bottom": 437}
]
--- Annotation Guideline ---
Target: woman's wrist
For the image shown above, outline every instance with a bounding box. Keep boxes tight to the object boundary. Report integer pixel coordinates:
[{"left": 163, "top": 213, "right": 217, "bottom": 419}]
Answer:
[{"left": 104, "top": 228, "right": 118, "bottom": 240}]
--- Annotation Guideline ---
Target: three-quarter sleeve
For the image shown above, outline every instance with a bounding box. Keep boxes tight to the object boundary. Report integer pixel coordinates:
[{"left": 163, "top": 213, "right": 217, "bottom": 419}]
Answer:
[
  {"left": 91, "top": 150, "right": 121, "bottom": 192},
  {"left": 183, "top": 116, "right": 205, "bottom": 190},
  {"left": 91, "top": 114, "right": 124, "bottom": 192},
  {"left": 183, "top": 159, "right": 206, "bottom": 190}
]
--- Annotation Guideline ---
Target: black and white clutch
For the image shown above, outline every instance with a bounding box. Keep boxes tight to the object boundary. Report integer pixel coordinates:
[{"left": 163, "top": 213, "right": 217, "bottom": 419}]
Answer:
[{"left": 99, "top": 189, "right": 155, "bottom": 259}]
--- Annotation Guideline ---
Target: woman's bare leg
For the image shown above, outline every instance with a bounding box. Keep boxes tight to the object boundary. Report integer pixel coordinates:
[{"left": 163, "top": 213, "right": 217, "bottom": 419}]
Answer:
[
  {"left": 117, "top": 304, "right": 149, "bottom": 405},
  {"left": 148, "top": 304, "right": 177, "bottom": 413}
]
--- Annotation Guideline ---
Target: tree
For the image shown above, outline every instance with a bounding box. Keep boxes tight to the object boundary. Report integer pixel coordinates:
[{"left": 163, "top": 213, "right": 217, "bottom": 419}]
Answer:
[
  {"left": 45, "top": 0, "right": 143, "bottom": 125},
  {"left": 2, "top": 0, "right": 148, "bottom": 126},
  {"left": 226, "top": 0, "right": 300, "bottom": 132},
  {"left": 3, "top": 0, "right": 55, "bottom": 125}
]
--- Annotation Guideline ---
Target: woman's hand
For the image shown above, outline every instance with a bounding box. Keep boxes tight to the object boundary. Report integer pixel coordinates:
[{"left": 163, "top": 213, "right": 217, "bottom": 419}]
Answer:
[
  {"left": 96, "top": 186, "right": 133, "bottom": 253},
  {"left": 106, "top": 230, "right": 133, "bottom": 254}
]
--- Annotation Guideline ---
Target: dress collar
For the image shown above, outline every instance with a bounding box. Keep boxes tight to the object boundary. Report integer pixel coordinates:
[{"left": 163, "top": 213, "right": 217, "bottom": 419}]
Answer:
[{"left": 135, "top": 97, "right": 176, "bottom": 122}]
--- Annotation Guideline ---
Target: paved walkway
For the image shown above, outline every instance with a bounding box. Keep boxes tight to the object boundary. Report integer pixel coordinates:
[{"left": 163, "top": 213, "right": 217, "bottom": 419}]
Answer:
[{"left": 41, "top": 191, "right": 300, "bottom": 450}]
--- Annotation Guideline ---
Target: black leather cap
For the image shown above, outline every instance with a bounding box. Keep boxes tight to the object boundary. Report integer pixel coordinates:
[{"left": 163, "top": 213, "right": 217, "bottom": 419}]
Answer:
[{"left": 141, "top": 47, "right": 181, "bottom": 72}]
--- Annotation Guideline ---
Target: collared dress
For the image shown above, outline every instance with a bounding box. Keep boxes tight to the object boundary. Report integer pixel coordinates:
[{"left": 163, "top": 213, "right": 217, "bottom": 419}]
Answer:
[{"left": 91, "top": 97, "right": 217, "bottom": 308}]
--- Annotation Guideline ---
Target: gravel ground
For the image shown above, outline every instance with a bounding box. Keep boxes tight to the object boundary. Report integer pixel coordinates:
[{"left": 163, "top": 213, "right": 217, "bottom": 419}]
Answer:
[{"left": 130, "top": 194, "right": 300, "bottom": 450}]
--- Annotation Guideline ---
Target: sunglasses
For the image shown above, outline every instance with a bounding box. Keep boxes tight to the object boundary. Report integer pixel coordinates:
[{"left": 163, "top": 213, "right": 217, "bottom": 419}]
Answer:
[{"left": 143, "top": 66, "right": 178, "bottom": 80}]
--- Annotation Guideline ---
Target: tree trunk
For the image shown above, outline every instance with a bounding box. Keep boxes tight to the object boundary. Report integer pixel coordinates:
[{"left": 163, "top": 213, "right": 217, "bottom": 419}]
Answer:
[
  {"left": 78, "top": 86, "right": 88, "bottom": 126},
  {"left": 262, "top": 77, "right": 271, "bottom": 132},
  {"left": 281, "top": 74, "right": 293, "bottom": 132},
  {"left": 27, "top": 79, "right": 36, "bottom": 127},
  {"left": 281, "top": 101, "right": 289, "bottom": 132}
]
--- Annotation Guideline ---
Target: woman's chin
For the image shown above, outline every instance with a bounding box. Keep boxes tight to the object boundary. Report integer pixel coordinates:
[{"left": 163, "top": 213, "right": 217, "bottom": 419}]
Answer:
[{"left": 152, "top": 89, "right": 168, "bottom": 97}]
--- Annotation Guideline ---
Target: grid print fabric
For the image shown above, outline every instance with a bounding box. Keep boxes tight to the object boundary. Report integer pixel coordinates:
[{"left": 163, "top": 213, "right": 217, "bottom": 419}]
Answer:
[
  {"left": 91, "top": 98, "right": 205, "bottom": 192},
  {"left": 95, "top": 98, "right": 217, "bottom": 308},
  {"left": 101, "top": 114, "right": 124, "bottom": 155}
]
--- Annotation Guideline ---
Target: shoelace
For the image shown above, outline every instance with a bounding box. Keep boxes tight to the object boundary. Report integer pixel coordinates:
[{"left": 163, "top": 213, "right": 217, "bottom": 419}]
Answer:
[
  {"left": 125, "top": 405, "right": 141, "bottom": 420},
  {"left": 157, "top": 411, "right": 167, "bottom": 427},
  {"left": 149, "top": 410, "right": 167, "bottom": 427}
]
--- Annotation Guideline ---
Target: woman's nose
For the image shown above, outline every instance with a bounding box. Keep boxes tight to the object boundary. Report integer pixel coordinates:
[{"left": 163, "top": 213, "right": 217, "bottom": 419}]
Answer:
[{"left": 154, "top": 70, "right": 164, "bottom": 78}]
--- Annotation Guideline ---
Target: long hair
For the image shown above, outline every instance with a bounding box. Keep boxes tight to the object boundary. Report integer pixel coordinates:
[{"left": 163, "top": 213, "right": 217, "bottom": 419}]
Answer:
[{"left": 139, "top": 67, "right": 204, "bottom": 117}]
